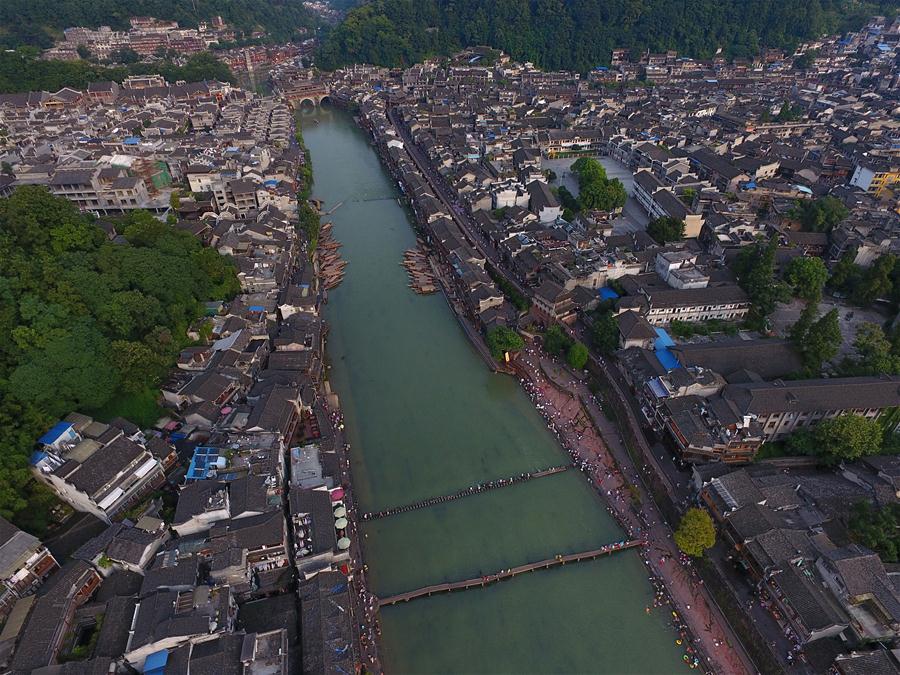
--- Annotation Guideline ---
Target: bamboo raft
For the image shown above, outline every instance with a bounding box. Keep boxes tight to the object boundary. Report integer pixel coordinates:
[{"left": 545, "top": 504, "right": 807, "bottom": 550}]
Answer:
[
  {"left": 318, "top": 225, "right": 348, "bottom": 290},
  {"left": 401, "top": 247, "right": 437, "bottom": 294}
]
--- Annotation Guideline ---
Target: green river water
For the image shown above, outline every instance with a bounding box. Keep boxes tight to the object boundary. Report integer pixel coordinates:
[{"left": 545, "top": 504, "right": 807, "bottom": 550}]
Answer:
[{"left": 301, "top": 107, "right": 683, "bottom": 674}]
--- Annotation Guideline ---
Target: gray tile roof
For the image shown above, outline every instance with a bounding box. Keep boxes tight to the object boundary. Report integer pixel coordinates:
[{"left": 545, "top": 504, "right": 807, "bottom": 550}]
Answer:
[
  {"left": 0, "top": 517, "right": 41, "bottom": 579},
  {"left": 725, "top": 375, "right": 900, "bottom": 415}
]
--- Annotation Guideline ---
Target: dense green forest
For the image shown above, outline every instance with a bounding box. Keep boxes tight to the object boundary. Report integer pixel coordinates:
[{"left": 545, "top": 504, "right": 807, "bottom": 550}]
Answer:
[
  {"left": 0, "top": 0, "right": 315, "bottom": 49},
  {"left": 0, "top": 187, "right": 240, "bottom": 530},
  {"left": 0, "top": 50, "right": 234, "bottom": 94},
  {"left": 319, "top": 0, "right": 900, "bottom": 72}
]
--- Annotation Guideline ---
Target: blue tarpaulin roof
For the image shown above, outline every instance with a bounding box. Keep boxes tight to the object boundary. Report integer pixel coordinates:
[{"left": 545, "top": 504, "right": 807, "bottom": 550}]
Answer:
[
  {"left": 123, "top": 136, "right": 141, "bottom": 145},
  {"left": 654, "top": 328, "right": 681, "bottom": 371},
  {"left": 186, "top": 446, "right": 219, "bottom": 482},
  {"left": 144, "top": 649, "right": 168, "bottom": 675},
  {"left": 599, "top": 286, "right": 620, "bottom": 300},
  {"left": 647, "top": 377, "right": 669, "bottom": 399},
  {"left": 38, "top": 422, "right": 73, "bottom": 446},
  {"left": 249, "top": 305, "right": 266, "bottom": 312},
  {"left": 30, "top": 451, "right": 47, "bottom": 466}
]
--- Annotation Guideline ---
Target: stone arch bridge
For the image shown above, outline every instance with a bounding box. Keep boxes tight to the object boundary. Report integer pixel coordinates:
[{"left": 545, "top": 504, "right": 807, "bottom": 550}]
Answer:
[{"left": 284, "top": 83, "right": 330, "bottom": 108}]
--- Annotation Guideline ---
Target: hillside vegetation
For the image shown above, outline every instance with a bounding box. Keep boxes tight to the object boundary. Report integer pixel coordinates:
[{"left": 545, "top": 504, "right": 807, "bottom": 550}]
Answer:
[
  {"left": 0, "top": 0, "right": 315, "bottom": 49},
  {"left": 319, "top": 0, "right": 898, "bottom": 72},
  {"left": 0, "top": 187, "right": 240, "bottom": 529},
  {"left": 0, "top": 50, "right": 234, "bottom": 94}
]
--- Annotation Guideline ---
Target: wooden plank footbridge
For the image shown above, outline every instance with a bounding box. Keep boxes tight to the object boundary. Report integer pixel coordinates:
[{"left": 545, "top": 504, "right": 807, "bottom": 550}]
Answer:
[{"left": 378, "top": 539, "right": 642, "bottom": 607}]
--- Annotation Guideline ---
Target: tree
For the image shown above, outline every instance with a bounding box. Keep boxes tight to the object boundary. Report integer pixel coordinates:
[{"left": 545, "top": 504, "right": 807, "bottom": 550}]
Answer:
[
  {"left": 853, "top": 254, "right": 896, "bottom": 307},
  {"left": 571, "top": 157, "right": 607, "bottom": 185},
  {"left": 674, "top": 508, "right": 716, "bottom": 558},
  {"left": 8, "top": 322, "right": 118, "bottom": 415},
  {"left": 734, "top": 237, "right": 787, "bottom": 330},
  {"left": 557, "top": 185, "right": 579, "bottom": 213},
  {"left": 0, "top": 187, "right": 239, "bottom": 526},
  {"left": 646, "top": 216, "right": 685, "bottom": 244},
  {"left": 576, "top": 180, "right": 607, "bottom": 210},
  {"left": 567, "top": 340, "right": 589, "bottom": 370},
  {"left": 828, "top": 252, "right": 863, "bottom": 294},
  {"left": 849, "top": 501, "right": 900, "bottom": 562},
  {"left": 317, "top": 0, "right": 858, "bottom": 73},
  {"left": 797, "top": 308, "right": 841, "bottom": 373},
  {"left": 789, "top": 414, "right": 884, "bottom": 465},
  {"left": 297, "top": 202, "right": 321, "bottom": 258},
  {"left": 542, "top": 324, "right": 572, "bottom": 356},
  {"left": 776, "top": 101, "right": 803, "bottom": 122},
  {"left": 843, "top": 323, "right": 900, "bottom": 376},
  {"left": 486, "top": 325, "right": 524, "bottom": 361},
  {"left": 110, "top": 340, "right": 169, "bottom": 394},
  {"left": 786, "top": 256, "right": 828, "bottom": 303},
  {"left": 570, "top": 158, "right": 626, "bottom": 212},
  {"left": 790, "top": 196, "right": 848, "bottom": 232},
  {"left": 111, "top": 48, "right": 141, "bottom": 64},
  {"left": 792, "top": 49, "right": 818, "bottom": 71},
  {"left": 590, "top": 310, "right": 619, "bottom": 355}
]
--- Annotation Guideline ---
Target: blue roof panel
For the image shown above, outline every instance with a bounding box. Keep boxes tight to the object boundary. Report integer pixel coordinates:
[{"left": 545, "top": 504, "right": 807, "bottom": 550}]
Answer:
[
  {"left": 599, "top": 286, "right": 620, "bottom": 300},
  {"left": 38, "top": 422, "right": 74, "bottom": 445},
  {"left": 654, "top": 328, "right": 681, "bottom": 371}
]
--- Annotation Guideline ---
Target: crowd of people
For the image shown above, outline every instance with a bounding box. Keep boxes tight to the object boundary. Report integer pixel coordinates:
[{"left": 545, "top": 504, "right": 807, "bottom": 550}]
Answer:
[
  {"left": 516, "top": 344, "right": 718, "bottom": 674},
  {"left": 328, "top": 405, "right": 382, "bottom": 672}
]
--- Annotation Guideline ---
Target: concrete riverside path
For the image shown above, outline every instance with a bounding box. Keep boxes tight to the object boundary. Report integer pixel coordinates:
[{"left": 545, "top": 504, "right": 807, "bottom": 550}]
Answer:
[
  {"left": 518, "top": 348, "right": 756, "bottom": 675},
  {"left": 378, "top": 539, "right": 642, "bottom": 607},
  {"left": 385, "top": 105, "right": 755, "bottom": 675},
  {"left": 362, "top": 465, "right": 569, "bottom": 520}
]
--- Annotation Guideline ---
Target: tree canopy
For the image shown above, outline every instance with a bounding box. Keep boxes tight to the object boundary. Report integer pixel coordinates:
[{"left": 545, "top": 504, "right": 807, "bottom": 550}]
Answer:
[
  {"left": 0, "top": 50, "right": 234, "bottom": 94},
  {"left": 849, "top": 501, "right": 900, "bottom": 562},
  {"left": 674, "top": 508, "right": 716, "bottom": 558},
  {"left": 646, "top": 216, "right": 685, "bottom": 244},
  {"left": 542, "top": 323, "right": 572, "bottom": 357},
  {"left": 486, "top": 325, "right": 524, "bottom": 361},
  {"left": 590, "top": 309, "right": 619, "bottom": 355},
  {"left": 733, "top": 237, "right": 788, "bottom": 330},
  {"left": 791, "top": 307, "right": 841, "bottom": 374},
  {"left": 567, "top": 340, "right": 589, "bottom": 370},
  {"left": 570, "top": 158, "right": 626, "bottom": 213},
  {"left": 786, "top": 256, "right": 828, "bottom": 303},
  {"left": 786, "top": 413, "right": 885, "bottom": 465},
  {"left": 0, "top": 187, "right": 240, "bottom": 523},
  {"left": 0, "top": 0, "right": 316, "bottom": 49},
  {"left": 829, "top": 253, "right": 898, "bottom": 308},
  {"left": 841, "top": 323, "right": 900, "bottom": 376},
  {"left": 790, "top": 196, "right": 848, "bottom": 232},
  {"left": 318, "top": 0, "right": 887, "bottom": 73}
]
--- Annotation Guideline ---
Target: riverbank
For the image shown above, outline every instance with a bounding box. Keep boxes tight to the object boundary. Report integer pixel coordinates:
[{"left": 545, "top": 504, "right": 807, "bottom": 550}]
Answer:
[
  {"left": 345, "top": 103, "right": 751, "bottom": 674},
  {"left": 292, "top": 111, "right": 381, "bottom": 671},
  {"left": 302, "top": 106, "right": 684, "bottom": 674},
  {"left": 515, "top": 346, "right": 748, "bottom": 674}
]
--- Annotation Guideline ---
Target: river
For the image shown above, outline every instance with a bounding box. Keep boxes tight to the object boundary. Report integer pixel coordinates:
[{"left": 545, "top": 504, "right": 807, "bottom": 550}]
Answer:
[{"left": 301, "top": 106, "right": 682, "bottom": 674}]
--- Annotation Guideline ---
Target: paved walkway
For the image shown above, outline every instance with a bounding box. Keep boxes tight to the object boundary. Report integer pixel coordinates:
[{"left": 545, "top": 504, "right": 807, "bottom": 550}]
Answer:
[
  {"left": 517, "top": 345, "right": 754, "bottom": 675},
  {"left": 328, "top": 405, "right": 383, "bottom": 673}
]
